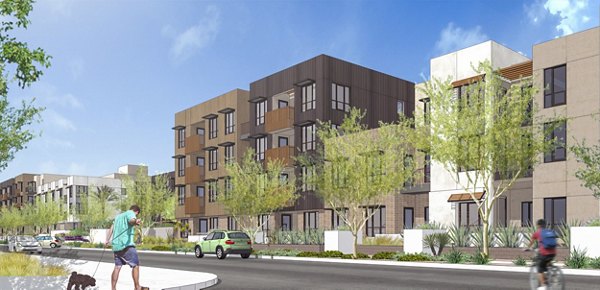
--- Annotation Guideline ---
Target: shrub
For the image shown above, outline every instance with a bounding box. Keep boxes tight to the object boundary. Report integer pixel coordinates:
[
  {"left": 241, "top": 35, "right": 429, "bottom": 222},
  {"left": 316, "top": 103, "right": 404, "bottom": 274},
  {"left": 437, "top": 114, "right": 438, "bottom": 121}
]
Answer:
[
  {"left": 363, "top": 236, "right": 403, "bottom": 246},
  {"left": 255, "top": 249, "right": 301, "bottom": 257},
  {"left": 68, "top": 228, "right": 89, "bottom": 237},
  {"left": 151, "top": 245, "right": 171, "bottom": 251},
  {"left": 557, "top": 219, "right": 583, "bottom": 248},
  {"left": 586, "top": 219, "right": 600, "bottom": 227},
  {"left": 418, "top": 222, "right": 445, "bottom": 230},
  {"left": 520, "top": 225, "right": 536, "bottom": 246},
  {"left": 588, "top": 257, "right": 600, "bottom": 269},
  {"left": 0, "top": 240, "right": 7, "bottom": 245},
  {"left": 319, "top": 251, "right": 344, "bottom": 258},
  {"left": 397, "top": 253, "right": 432, "bottom": 262},
  {"left": 71, "top": 242, "right": 83, "bottom": 247},
  {"left": 341, "top": 253, "right": 369, "bottom": 259},
  {"left": 470, "top": 253, "right": 490, "bottom": 265},
  {"left": 80, "top": 243, "right": 96, "bottom": 248},
  {"left": 443, "top": 250, "right": 465, "bottom": 264},
  {"left": 0, "top": 253, "right": 69, "bottom": 276},
  {"left": 495, "top": 224, "right": 521, "bottom": 248},
  {"left": 296, "top": 251, "right": 320, "bottom": 257},
  {"left": 472, "top": 227, "right": 495, "bottom": 250},
  {"left": 448, "top": 225, "right": 471, "bottom": 247},
  {"left": 423, "top": 233, "right": 450, "bottom": 256},
  {"left": 565, "top": 248, "right": 588, "bottom": 269},
  {"left": 269, "top": 229, "right": 324, "bottom": 245},
  {"left": 513, "top": 256, "right": 527, "bottom": 266},
  {"left": 371, "top": 251, "right": 397, "bottom": 260}
]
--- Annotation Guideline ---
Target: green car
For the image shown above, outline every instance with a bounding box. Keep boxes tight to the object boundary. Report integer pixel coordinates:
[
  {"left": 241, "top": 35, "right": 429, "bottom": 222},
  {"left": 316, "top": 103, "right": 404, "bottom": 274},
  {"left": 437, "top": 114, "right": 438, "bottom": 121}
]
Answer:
[{"left": 195, "top": 230, "right": 253, "bottom": 259}]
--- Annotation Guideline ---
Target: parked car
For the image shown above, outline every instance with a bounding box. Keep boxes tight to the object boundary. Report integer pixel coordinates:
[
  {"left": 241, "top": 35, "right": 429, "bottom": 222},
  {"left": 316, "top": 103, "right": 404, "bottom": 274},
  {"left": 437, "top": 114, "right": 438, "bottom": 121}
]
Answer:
[
  {"left": 8, "top": 235, "right": 42, "bottom": 254},
  {"left": 35, "top": 234, "right": 63, "bottom": 248},
  {"left": 63, "top": 235, "right": 90, "bottom": 242},
  {"left": 194, "top": 230, "right": 252, "bottom": 259}
]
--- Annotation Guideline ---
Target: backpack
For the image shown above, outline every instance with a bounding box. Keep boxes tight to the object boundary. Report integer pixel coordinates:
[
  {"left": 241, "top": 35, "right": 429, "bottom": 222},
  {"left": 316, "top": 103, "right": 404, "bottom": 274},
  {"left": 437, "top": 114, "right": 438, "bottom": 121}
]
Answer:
[{"left": 540, "top": 229, "right": 557, "bottom": 249}]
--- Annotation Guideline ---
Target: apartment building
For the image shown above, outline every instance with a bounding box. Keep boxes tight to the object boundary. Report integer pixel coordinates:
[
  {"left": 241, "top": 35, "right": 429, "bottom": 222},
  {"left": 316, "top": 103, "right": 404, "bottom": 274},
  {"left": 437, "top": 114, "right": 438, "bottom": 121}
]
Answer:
[
  {"left": 173, "top": 89, "right": 250, "bottom": 236},
  {"left": 0, "top": 174, "right": 38, "bottom": 208}
]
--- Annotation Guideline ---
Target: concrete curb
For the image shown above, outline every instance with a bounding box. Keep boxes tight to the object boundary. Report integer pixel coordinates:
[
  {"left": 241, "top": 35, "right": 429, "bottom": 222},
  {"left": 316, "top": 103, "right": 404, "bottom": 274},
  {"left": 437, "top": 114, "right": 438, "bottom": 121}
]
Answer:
[{"left": 256, "top": 255, "right": 600, "bottom": 277}]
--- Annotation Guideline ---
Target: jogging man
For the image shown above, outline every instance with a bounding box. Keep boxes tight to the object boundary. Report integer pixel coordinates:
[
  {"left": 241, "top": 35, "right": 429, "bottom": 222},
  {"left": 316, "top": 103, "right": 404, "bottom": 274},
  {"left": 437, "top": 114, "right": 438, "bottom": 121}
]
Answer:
[
  {"left": 105, "top": 205, "right": 142, "bottom": 290},
  {"left": 527, "top": 219, "right": 557, "bottom": 290}
]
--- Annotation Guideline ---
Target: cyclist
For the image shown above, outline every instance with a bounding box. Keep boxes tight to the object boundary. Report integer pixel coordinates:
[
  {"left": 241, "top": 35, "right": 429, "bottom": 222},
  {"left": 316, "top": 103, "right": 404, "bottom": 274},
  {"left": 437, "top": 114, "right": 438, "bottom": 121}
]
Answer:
[{"left": 527, "top": 219, "right": 557, "bottom": 290}]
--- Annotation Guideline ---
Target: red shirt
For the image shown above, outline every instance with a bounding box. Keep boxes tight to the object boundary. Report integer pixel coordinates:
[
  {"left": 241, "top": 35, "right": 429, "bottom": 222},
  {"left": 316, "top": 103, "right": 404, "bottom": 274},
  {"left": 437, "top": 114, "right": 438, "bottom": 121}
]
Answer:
[{"left": 532, "top": 229, "right": 557, "bottom": 256}]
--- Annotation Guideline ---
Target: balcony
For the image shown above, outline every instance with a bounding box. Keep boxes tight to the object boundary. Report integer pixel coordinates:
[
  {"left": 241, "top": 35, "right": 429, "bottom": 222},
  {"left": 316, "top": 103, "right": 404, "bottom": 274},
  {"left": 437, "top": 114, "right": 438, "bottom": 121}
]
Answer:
[
  {"left": 185, "top": 134, "right": 204, "bottom": 155},
  {"left": 265, "top": 107, "right": 294, "bottom": 133},
  {"left": 184, "top": 165, "right": 205, "bottom": 184},
  {"left": 266, "top": 146, "right": 295, "bottom": 167},
  {"left": 185, "top": 196, "right": 205, "bottom": 215}
]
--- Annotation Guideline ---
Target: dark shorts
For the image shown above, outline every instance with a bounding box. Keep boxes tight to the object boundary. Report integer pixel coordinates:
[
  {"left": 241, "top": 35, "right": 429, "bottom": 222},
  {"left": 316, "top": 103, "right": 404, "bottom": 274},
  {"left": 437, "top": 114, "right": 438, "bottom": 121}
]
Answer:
[
  {"left": 114, "top": 246, "right": 139, "bottom": 268},
  {"left": 537, "top": 254, "right": 555, "bottom": 273}
]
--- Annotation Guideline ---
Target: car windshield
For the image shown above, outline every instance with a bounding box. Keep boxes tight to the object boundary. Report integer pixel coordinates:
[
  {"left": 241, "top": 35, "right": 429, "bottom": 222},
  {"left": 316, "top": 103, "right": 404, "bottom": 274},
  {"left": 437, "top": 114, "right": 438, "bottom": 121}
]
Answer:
[
  {"left": 17, "top": 236, "right": 35, "bottom": 242},
  {"left": 228, "top": 232, "right": 250, "bottom": 239}
]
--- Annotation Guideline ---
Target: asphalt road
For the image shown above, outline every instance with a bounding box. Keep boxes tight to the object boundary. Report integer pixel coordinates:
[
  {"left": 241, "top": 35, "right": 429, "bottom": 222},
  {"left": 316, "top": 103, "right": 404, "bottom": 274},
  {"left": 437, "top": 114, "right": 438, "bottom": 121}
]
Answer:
[{"left": 41, "top": 248, "right": 597, "bottom": 290}]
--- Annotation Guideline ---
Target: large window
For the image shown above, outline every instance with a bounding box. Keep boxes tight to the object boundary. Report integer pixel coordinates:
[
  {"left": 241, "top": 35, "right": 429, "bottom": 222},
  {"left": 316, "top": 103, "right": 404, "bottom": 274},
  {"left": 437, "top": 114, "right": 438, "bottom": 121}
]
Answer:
[
  {"left": 256, "top": 100, "right": 266, "bottom": 125},
  {"left": 331, "top": 83, "right": 350, "bottom": 112},
  {"left": 458, "top": 202, "right": 481, "bottom": 227},
  {"left": 281, "top": 214, "right": 292, "bottom": 231},
  {"left": 278, "top": 136, "right": 288, "bottom": 147},
  {"left": 303, "top": 211, "right": 318, "bottom": 230},
  {"left": 544, "top": 65, "right": 566, "bottom": 108},
  {"left": 330, "top": 208, "right": 347, "bottom": 230},
  {"left": 365, "top": 206, "right": 386, "bottom": 237},
  {"left": 196, "top": 157, "right": 204, "bottom": 167},
  {"left": 302, "top": 83, "right": 316, "bottom": 112},
  {"left": 256, "top": 137, "right": 267, "bottom": 161},
  {"left": 178, "top": 157, "right": 185, "bottom": 177},
  {"left": 177, "top": 186, "right": 185, "bottom": 206},
  {"left": 544, "top": 197, "right": 566, "bottom": 228},
  {"left": 301, "top": 124, "right": 315, "bottom": 152},
  {"left": 209, "top": 117, "right": 217, "bottom": 139},
  {"left": 209, "top": 217, "right": 219, "bottom": 230},
  {"left": 208, "top": 180, "right": 218, "bottom": 203},
  {"left": 521, "top": 201, "right": 532, "bottom": 226},
  {"left": 498, "top": 198, "right": 507, "bottom": 227},
  {"left": 178, "top": 128, "right": 185, "bottom": 148},
  {"left": 224, "top": 144, "right": 234, "bottom": 164},
  {"left": 403, "top": 207, "right": 414, "bottom": 229},
  {"left": 197, "top": 127, "right": 205, "bottom": 136},
  {"left": 225, "top": 111, "right": 235, "bottom": 134},
  {"left": 199, "top": 219, "right": 208, "bottom": 233},
  {"left": 227, "top": 217, "right": 237, "bottom": 231},
  {"left": 224, "top": 177, "right": 232, "bottom": 196},
  {"left": 208, "top": 149, "right": 218, "bottom": 171},
  {"left": 196, "top": 186, "right": 205, "bottom": 198},
  {"left": 544, "top": 122, "right": 566, "bottom": 163}
]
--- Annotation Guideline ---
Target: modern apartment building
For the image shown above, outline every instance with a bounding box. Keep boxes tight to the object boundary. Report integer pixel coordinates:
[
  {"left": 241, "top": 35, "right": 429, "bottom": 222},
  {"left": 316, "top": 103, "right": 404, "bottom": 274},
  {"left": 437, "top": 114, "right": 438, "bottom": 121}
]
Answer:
[
  {"left": 173, "top": 89, "right": 250, "bottom": 237},
  {"left": 0, "top": 174, "right": 38, "bottom": 208}
]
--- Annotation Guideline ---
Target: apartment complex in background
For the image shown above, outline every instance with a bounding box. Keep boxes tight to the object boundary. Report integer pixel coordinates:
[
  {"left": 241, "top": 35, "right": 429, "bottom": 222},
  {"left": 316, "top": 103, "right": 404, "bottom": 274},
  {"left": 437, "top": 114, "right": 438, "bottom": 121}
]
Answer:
[{"left": 0, "top": 174, "right": 38, "bottom": 208}]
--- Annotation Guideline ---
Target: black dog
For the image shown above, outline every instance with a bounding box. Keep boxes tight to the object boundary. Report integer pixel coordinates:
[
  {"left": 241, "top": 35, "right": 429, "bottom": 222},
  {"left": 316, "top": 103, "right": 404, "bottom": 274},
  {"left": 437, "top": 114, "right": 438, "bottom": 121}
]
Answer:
[{"left": 66, "top": 271, "right": 96, "bottom": 290}]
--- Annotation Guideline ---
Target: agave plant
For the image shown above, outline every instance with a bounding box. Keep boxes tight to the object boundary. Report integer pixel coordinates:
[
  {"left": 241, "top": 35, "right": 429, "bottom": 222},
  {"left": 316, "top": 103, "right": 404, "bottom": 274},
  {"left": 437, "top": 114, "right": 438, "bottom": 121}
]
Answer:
[
  {"left": 495, "top": 224, "right": 520, "bottom": 248},
  {"left": 418, "top": 221, "right": 445, "bottom": 230},
  {"left": 556, "top": 219, "right": 582, "bottom": 248},
  {"left": 448, "top": 224, "right": 471, "bottom": 247},
  {"left": 520, "top": 225, "right": 536, "bottom": 246},
  {"left": 423, "top": 233, "right": 450, "bottom": 256},
  {"left": 472, "top": 226, "right": 495, "bottom": 250}
]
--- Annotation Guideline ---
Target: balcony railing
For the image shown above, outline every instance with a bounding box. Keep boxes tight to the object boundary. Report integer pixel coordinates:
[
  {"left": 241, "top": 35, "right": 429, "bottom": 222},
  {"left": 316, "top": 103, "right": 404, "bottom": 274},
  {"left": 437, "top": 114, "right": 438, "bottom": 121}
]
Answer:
[
  {"left": 185, "top": 134, "right": 205, "bottom": 155},
  {"left": 185, "top": 196, "right": 205, "bottom": 215},
  {"left": 184, "top": 165, "right": 205, "bottom": 184},
  {"left": 266, "top": 146, "right": 295, "bottom": 167},
  {"left": 265, "top": 107, "right": 294, "bottom": 132}
]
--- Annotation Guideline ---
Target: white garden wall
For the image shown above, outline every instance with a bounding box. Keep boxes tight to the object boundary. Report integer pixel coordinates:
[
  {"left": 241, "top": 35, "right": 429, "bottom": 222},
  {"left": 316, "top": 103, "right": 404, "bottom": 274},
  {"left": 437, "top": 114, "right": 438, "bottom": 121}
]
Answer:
[{"left": 571, "top": 226, "right": 600, "bottom": 258}]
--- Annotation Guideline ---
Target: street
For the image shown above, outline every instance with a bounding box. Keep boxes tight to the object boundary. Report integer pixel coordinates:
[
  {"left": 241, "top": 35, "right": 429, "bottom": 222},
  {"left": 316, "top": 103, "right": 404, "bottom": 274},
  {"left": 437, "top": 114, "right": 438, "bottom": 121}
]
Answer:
[{"left": 42, "top": 248, "right": 598, "bottom": 290}]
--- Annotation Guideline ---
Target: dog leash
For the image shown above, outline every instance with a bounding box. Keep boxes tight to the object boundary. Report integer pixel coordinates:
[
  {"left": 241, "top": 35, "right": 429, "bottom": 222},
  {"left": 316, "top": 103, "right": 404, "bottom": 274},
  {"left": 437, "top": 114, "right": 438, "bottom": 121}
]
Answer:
[{"left": 92, "top": 227, "right": 130, "bottom": 278}]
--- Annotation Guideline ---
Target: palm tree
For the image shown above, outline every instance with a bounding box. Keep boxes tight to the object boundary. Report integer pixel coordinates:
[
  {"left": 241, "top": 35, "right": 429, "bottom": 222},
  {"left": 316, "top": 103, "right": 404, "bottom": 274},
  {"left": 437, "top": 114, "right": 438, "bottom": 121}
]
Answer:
[{"left": 89, "top": 185, "right": 118, "bottom": 227}]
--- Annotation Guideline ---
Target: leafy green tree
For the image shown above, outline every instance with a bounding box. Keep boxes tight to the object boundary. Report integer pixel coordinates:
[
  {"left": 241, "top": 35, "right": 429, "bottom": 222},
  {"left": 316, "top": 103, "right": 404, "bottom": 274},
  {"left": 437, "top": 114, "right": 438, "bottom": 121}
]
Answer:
[
  {"left": 0, "top": 206, "right": 22, "bottom": 234},
  {"left": 0, "top": 0, "right": 51, "bottom": 173},
  {"left": 298, "top": 108, "right": 420, "bottom": 258},
  {"left": 417, "top": 61, "right": 558, "bottom": 256},
  {"left": 571, "top": 142, "right": 600, "bottom": 199},
  {"left": 218, "top": 149, "right": 297, "bottom": 243},
  {"left": 31, "top": 199, "right": 65, "bottom": 234},
  {"left": 77, "top": 193, "right": 112, "bottom": 231}
]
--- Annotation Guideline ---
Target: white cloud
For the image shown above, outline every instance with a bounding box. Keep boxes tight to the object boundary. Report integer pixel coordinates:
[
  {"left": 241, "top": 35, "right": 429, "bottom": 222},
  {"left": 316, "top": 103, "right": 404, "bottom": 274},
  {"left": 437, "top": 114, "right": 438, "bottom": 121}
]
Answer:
[
  {"left": 525, "top": 0, "right": 548, "bottom": 23},
  {"left": 33, "top": 83, "right": 83, "bottom": 109},
  {"left": 434, "top": 23, "right": 488, "bottom": 55},
  {"left": 44, "top": 109, "right": 77, "bottom": 131},
  {"left": 526, "top": 0, "right": 597, "bottom": 36},
  {"left": 163, "top": 5, "right": 221, "bottom": 63}
]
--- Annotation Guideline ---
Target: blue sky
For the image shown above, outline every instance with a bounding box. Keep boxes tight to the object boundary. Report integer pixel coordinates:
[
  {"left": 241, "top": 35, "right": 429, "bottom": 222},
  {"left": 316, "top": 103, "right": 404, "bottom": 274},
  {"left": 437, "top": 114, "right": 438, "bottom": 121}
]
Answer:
[{"left": 1, "top": 0, "right": 598, "bottom": 180}]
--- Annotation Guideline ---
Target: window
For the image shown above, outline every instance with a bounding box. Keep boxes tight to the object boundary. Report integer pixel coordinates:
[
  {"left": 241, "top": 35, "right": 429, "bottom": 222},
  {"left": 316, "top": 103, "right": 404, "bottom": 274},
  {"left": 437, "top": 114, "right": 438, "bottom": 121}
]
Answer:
[
  {"left": 224, "top": 145, "right": 234, "bottom": 164},
  {"left": 227, "top": 217, "right": 237, "bottom": 231},
  {"left": 303, "top": 211, "right": 318, "bottom": 230},
  {"left": 178, "top": 128, "right": 185, "bottom": 148},
  {"left": 196, "top": 186, "right": 205, "bottom": 198},
  {"left": 209, "top": 118, "right": 218, "bottom": 139},
  {"left": 498, "top": 198, "right": 507, "bottom": 227},
  {"left": 544, "top": 197, "right": 566, "bottom": 228},
  {"left": 403, "top": 207, "right": 414, "bottom": 230},
  {"left": 544, "top": 65, "right": 566, "bottom": 108},
  {"left": 544, "top": 122, "right": 566, "bottom": 162},
  {"left": 196, "top": 157, "right": 205, "bottom": 167},
  {"left": 330, "top": 208, "right": 347, "bottom": 230},
  {"left": 259, "top": 214, "right": 270, "bottom": 236},
  {"left": 423, "top": 98, "right": 430, "bottom": 124},
  {"left": 199, "top": 219, "right": 208, "bottom": 233},
  {"left": 225, "top": 111, "right": 235, "bottom": 134},
  {"left": 180, "top": 219, "right": 189, "bottom": 238},
  {"left": 178, "top": 157, "right": 185, "bottom": 177},
  {"left": 278, "top": 136, "right": 288, "bottom": 147},
  {"left": 301, "top": 166, "right": 315, "bottom": 191},
  {"left": 208, "top": 149, "right": 218, "bottom": 171},
  {"left": 278, "top": 100, "right": 288, "bottom": 108},
  {"left": 331, "top": 83, "right": 350, "bottom": 112},
  {"left": 301, "top": 124, "right": 315, "bottom": 152},
  {"left": 365, "top": 206, "right": 386, "bottom": 237},
  {"left": 280, "top": 173, "right": 289, "bottom": 184},
  {"left": 197, "top": 128, "right": 205, "bottom": 136},
  {"left": 208, "top": 181, "right": 217, "bottom": 203},
  {"left": 424, "top": 154, "right": 431, "bottom": 183},
  {"left": 397, "top": 100, "right": 405, "bottom": 116},
  {"left": 302, "top": 83, "right": 316, "bottom": 112},
  {"left": 256, "top": 100, "right": 266, "bottom": 125},
  {"left": 458, "top": 202, "right": 481, "bottom": 227},
  {"left": 424, "top": 207, "right": 429, "bottom": 223},
  {"left": 224, "top": 177, "right": 232, "bottom": 196},
  {"left": 209, "top": 217, "right": 219, "bottom": 230},
  {"left": 256, "top": 137, "right": 267, "bottom": 161},
  {"left": 521, "top": 201, "right": 532, "bottom": 227},
  {"left": 177, "top": 186, "right": 185, "bottom": 206},
  {"left": 281, "top": 214, "right": 292, "bottom": 231}
]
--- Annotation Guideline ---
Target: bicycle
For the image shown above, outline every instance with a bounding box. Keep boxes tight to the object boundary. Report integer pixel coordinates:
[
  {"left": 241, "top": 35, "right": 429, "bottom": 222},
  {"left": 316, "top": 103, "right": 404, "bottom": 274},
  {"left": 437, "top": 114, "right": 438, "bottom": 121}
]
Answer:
[{"left": 524, "top": 248, "right": 564, "bottom": 290}]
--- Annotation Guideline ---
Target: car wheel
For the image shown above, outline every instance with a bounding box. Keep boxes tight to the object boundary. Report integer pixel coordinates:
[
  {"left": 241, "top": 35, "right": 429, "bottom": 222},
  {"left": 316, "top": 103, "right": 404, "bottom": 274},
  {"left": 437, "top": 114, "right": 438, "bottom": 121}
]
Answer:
[
  {"left": 50, "top": 243, "right": 57, "bottom": 248},
  {"left": 194, "top": 246, "right": 204, "bottom": 258},
  {"left": 216, "top": 247, "right": 227, "bottom": 259},
  {"left": 37, "top": 251, "right": 42, "bottom": 255},
  {"left": 241, "top": 253, "right": 250, "bottom": 259}
]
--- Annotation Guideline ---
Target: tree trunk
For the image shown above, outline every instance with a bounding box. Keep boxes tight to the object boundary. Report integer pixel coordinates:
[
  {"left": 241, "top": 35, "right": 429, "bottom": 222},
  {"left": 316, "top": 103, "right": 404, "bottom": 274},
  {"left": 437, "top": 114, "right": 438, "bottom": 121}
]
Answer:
[
  {"left": 482, "top": 221, "right": 489, "bottom": 257},
  {"left": 352, "top": 232, "right": 358, "bottom": 259}
]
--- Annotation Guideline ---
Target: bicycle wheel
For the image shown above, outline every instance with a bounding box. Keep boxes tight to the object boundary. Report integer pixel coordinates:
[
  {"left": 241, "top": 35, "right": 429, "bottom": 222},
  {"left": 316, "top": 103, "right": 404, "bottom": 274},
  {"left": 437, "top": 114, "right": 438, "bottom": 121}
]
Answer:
[
  {"left": 529, "top": 265, "right": 539, "bottom": 290},
  {"left": 547, "top": 266, "right": 565, "bottom": 290}
]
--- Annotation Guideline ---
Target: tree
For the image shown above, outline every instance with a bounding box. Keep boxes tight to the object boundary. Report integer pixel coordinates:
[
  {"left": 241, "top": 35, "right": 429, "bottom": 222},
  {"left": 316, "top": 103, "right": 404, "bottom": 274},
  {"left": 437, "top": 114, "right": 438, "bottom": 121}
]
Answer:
[
  {"left": 218, "top": 148, "right": 297, "bottom": 243},
  {"left": 571, "top": 142, "right": 600, "bottom": 199},
  {"left": 31, "top": 199, "right": 65, "bottom": 234},
  {"left": 298, "top": 108, "right": 420, "bottom": 258},
  {"left": 0, "top": 206, "right": 21, "bottom": 234},
  {"left": 417, "top": 61, "right": 558, "bottom": 257},
  {"left": 0, "top": 0, "right": 51, "bottom": 172},
  {"left": 122, "top": 169, "right": 175, "bottom": 239},
  {"left": 77, "top": 193, "right": 112, "bottom": 231}
]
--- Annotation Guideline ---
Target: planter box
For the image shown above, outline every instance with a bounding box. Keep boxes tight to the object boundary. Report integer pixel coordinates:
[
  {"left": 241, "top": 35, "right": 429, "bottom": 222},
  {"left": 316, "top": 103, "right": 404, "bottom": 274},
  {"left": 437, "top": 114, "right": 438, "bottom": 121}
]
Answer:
[
  {"left": 571, "top": 226, "right": 600, "bottom": 258},
  {"left": 403, "top": 229, "right": 446, "bottom": 255},
  {"left": 324, "top": 230, "right": 362, "bottom": 254}
]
